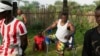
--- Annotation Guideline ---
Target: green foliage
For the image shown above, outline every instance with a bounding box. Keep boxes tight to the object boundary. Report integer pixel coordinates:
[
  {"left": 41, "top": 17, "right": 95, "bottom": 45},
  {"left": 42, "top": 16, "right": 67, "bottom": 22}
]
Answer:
[
  {"left": 70, "top": 16, "right": 92, "bottom": 46},
  {"left": 54, "top": 0, "right": 63, "bottom": 12},
  {"left": 27, "top": 21, "right": 44, "bottom": 39},
  {"left": 26, "top": 16, "right": 93, "bottom": 56},
  {"left": 32, "top": 21, "right": 44, "bottom": 29},
  {"left": 20, "top": 1, "right": 40, "bottom": 13},
  {"left": 94, "top": 0, "right": 100, "bottom": 6},
  {"left": 19, "top": 0, "right": 98, "bottom": 56}
]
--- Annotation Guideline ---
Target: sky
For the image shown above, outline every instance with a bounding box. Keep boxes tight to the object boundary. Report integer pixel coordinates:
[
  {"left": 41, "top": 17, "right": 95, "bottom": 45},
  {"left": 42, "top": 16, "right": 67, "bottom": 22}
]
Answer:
[
  {"left": 13, "top": 0, "right": 95, "bottom": 6},
  {"left": 70, "top": 0, "right": 94, "bottom": 5},
  {"left": 28, "top": 0, "right": 94, "bottom": 5}
]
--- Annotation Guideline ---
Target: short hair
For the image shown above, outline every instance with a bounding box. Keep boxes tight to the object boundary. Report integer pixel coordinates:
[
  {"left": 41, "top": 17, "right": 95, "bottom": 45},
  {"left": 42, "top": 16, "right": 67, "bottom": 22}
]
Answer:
[
  {"left": 38, "top": 31, "right": 42, "bottom": 36},
  {"left": 61, "top": 12, "right": 68, "bottom": 16},
  {"left": 95, "top": 5, "right": 100, "bottom": 11}
]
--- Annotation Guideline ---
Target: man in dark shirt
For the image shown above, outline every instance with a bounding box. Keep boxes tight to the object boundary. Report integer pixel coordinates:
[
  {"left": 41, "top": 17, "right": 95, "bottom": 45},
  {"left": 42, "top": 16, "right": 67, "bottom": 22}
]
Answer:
[{"left": 82, "top": 5, "right": 100, "bottom": 56}]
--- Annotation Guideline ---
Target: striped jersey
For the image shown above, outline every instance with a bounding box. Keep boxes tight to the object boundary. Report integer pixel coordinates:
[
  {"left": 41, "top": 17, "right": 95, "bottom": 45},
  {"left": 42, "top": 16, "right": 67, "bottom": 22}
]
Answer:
[{"left": 0, "top": 18, "right": 27, "bottom": 56}]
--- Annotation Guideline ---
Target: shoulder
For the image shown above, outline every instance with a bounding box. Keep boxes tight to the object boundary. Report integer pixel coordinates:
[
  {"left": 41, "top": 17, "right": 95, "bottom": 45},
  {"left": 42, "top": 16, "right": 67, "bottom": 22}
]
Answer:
[
  {"left": 14, "top": 18, "right": 23, "bottom": 24},
  {"left": 15, "top": 18, "right": 26, "bottom": 29},
  {"left": 0, "top": 19, "right": 5, "bottom": 27},
  {"left": 15, "top": 18, "right": 24, "bottom": 24},
  {"left": 56, "top": 19, "right": 61, "bottom": 23},
  {"left": 67, "top": 20, "right": 72, "bottom": 24},
  {"left": 67, "top": 20, "right": 74, "bottom": 26},
  {"left": 0, "top": 19, "right": 5, "bottom": 24},
  {"left": 52, "top": 19, "right": 59, "bottom": 24},
  {"left": 85, "top": 27, "right": 96, "bottom": 35}
]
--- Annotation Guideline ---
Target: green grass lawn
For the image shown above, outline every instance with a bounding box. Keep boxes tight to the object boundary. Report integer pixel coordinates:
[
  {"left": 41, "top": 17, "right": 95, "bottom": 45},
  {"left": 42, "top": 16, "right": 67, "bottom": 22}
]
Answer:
[
  {"left": 25, "top": 37, "right": 83, "bottom": 56},
  {"left": 26, "top": 29, "right": 82, "bottom": 56},
  {"left": 24, "top": 15, "right": 93, "bottom": 56}
]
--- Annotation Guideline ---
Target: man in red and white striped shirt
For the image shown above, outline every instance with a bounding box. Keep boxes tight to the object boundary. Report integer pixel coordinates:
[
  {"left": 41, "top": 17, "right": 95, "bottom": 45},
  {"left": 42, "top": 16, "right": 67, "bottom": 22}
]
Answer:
[{"left": 0, "top": 1, "right": 28, "bottom": 56}]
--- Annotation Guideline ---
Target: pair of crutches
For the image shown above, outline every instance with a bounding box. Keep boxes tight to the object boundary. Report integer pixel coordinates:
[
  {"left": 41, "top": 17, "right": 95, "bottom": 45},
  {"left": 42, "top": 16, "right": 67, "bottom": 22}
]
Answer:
[{"left": 72, "top": 35, "right": 77, "bottom": 56}]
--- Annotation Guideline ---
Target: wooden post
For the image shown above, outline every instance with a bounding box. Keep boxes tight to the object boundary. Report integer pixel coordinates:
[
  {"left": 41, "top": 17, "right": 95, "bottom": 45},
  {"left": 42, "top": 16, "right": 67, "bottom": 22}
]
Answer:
[
  {"left": 63, "top": 0, "right": 68, "bottom": 15},
  {"left": 13, "top": 2, "right": 18, "bottom": 17}
]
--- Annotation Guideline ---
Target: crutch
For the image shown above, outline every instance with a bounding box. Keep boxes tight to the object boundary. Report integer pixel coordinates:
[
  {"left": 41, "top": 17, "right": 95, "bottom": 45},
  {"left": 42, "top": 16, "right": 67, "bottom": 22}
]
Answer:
[
  {"left": 71, "top": 34, "right": 77, "bottom": 56},
  {"left": 44, "top": 30, "right": 52, "bottom": 56},
  {"left": 45, "top": 36, "right": 50, "bottom": 56}
]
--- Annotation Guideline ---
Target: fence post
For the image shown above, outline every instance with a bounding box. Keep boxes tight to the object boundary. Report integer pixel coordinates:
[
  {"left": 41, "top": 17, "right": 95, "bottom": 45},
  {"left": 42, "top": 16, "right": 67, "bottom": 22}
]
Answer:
[
  {"left": 13, "top": 2, "right": 18, "bottom": 17},
  {"left": 63, "top": 0, "right": 68, "bottom": 14}
]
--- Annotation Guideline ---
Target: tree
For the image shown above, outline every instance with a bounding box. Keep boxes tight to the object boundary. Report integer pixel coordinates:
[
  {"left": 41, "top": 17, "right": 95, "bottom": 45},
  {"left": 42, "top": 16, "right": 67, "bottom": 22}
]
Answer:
[
  {"left": 94, "top": 0, "right": 100, "bottom": 6},
  {"left": 54, "top": 0, "right": 63, "bottom": 12},
  {"left": 20, "top": 1, "right": 40, "bottom": 13},
  {"left": 68, "top": 1, "right": 80, "bottom": 15},
  {"left": 63, "top": 0, "right": 68, "bottom": 13}
]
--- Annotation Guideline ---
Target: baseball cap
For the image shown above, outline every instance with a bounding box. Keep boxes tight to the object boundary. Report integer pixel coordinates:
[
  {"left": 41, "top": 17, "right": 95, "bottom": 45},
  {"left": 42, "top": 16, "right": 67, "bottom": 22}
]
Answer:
[{"left": 0, "top": 2, "right": 12, "bottom": 12}]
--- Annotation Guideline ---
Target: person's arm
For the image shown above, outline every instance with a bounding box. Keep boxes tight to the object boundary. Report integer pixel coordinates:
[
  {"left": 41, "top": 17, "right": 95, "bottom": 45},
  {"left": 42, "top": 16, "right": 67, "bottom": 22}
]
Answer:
[
  {"left": 68, "top": 22, "right": 75, "bottom": 36},
  {"left": 43, "top": 20, "right": 58, "bottom": 33},
  {"left": 20, "top": 34, "right": 28, "bottom": 52},
  {"left": 18, "top": 21, "right": 28, "bottom": 55},
  {"left": 65, "top": 22, "right": 75, "bottom": 39},
  {"left": 22, "top": 14, "right": 27, "bottom": 24},
  {"left": 82, "top": 30, "right": 92, "bottom": 56}
]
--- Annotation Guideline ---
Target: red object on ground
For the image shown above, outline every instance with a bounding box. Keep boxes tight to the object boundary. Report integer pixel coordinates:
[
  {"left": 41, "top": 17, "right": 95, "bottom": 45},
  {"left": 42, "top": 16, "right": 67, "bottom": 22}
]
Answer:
[{"left": 34, "top": 35, "right": 45, "bottom": 51}]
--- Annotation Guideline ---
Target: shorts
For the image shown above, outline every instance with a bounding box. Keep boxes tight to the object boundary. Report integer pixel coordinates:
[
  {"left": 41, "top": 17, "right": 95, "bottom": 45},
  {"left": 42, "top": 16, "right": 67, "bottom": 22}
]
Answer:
[{"left": 56, "top": 40, "right": 72, "bottom": 51}]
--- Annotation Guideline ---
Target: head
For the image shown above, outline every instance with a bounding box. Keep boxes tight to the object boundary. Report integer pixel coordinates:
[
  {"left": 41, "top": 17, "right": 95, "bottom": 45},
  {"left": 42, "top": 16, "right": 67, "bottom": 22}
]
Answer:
[
  {"left": 0, "top": 1, "right": 13, "bottom": 20},
  {"left": 95, "top": 5, "right": 100, "bottom": 25},
  {"left": 37, "top": 31, "right": 43, "bottom": 37},
  {"left": 17, "top": 9, "right": 23, "bottom": 15},
  {"left": 61, "top": 12, "right": 68, "bottom": 22}
]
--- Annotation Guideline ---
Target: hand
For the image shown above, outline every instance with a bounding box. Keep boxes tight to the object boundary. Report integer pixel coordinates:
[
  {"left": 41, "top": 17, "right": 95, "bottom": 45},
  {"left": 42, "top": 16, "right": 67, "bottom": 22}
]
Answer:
[
  {"left": 65, "top": 35, "right": 71, "bottom": 40},
  {"left": 42, "top": 31, "right": 46, "bottom": 36}
]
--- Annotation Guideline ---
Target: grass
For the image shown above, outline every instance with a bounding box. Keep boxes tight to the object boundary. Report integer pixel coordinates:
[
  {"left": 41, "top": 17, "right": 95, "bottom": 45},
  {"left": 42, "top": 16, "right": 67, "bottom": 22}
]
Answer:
[
  {"left": 25, "top": 37, "right": 83, "bottom": 56},
  {"left": 25, "top": 29, "right": 84, "bottom": 56},
  {"left": 24, "top": 15, "right": 96, "bottom": 56}
]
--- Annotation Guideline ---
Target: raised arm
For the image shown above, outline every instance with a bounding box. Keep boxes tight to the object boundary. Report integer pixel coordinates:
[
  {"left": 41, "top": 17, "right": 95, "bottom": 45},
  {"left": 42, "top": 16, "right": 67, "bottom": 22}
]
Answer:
[
  {"left": 65, "top": 22, "right": 75, "bottom": 40},
  {"left": 18, "top": 21, "right": 28, "bottom": 56},
  {"left": 22, "top": 14, "right": 27, "bottom": 24},
  {"left": 20, "top": 34, "right": 28, "bottom": 53},
  {"left": 43, "top": 20, "right": 58, "bottom": 33}
]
